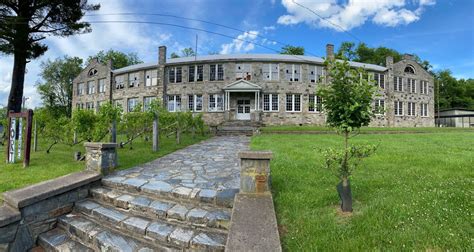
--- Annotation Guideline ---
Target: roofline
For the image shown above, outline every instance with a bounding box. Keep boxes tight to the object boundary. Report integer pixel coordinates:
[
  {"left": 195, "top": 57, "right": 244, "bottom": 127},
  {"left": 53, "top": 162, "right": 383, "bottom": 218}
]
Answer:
[{"left": 438, "top": 108, "right": 474, "bottom": 112}]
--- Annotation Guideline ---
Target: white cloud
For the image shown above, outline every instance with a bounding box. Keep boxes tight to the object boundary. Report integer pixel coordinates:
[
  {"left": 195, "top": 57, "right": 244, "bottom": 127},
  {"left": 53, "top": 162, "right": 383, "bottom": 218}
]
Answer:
[
  {"left": 220, "top": 31, "right": 260, "bottom": 54},
  {"left": 263, "top": 25, "right": 276, "bottom": 31},
  {"left": 277, "top": 0, "right": 435, "bottom": 31}
]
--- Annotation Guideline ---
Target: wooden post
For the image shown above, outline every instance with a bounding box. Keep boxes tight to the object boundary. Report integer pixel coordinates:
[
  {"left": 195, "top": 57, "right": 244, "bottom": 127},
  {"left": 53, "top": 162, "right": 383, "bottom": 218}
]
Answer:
[
  {"left": 5, "top": 111, "right": 12, "bottom": 164},
  {"left": 24, "top": 109, "right": 33, "bottom": 167},
  {"left": 110, "top": 120, "right": 117, "bottom": 143},
  {"left": 33, "top": 118, "right": 37, "bottom": 152},
  {"left": 152, "top": 113, "right": 159, "bottom": 152}
]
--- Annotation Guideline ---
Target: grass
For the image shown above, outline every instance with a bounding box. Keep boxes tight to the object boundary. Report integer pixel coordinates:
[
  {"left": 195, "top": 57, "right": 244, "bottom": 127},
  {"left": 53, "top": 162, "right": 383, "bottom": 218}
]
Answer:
[
  {"left": 261, "top": 125, "right": 474, "bottom": 133},
  {"left": 251, "top": 132, "right": 472, "bottom": 251},
  {"left": 0, "top": 133, "right": 208, "bottom": 202}
]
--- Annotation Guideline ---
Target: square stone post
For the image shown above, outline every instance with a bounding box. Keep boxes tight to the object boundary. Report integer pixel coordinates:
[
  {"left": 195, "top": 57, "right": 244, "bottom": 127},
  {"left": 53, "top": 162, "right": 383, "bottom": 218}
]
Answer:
[
  {"left": 239, "top": 151, "right": 273, "bottom": 194},
  {"left": 84, "top": 143, "right": 118, "bottom": 175}
]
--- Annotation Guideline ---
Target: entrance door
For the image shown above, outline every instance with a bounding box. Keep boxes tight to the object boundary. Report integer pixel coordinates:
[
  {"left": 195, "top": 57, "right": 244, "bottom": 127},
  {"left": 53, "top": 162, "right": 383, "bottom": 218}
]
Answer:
[{"left": 236, "top": 99, "right": 251, "bottom": 120}]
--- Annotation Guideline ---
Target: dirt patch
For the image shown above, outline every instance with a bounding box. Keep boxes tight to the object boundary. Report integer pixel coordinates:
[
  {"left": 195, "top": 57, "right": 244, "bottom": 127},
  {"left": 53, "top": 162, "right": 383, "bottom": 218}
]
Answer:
[{"left": 278, "top": 224, "right": 288, "bottom": 237}]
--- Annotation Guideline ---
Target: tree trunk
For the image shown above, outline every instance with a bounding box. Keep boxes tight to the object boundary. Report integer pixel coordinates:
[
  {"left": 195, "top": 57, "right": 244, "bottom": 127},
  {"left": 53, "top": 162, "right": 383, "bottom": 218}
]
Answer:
[
  {"left": 110, "top": 120, "right": 117, "bottom": 143},
  {"left": 176, "top": 128, "right": 181, "bottom": 145},
  {"left": 152, "top": 115, "right": 159, "bottom": 152},
  {"left": 337, "top": 178, "right": 353, "bottom": 212},
  {"left": 8, "top": 47, "right": 28, "bottom": 113}
]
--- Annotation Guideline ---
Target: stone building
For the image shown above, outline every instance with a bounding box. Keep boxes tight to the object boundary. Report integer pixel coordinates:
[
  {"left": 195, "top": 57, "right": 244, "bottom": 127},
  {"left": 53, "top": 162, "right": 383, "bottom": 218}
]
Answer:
[{"left": 72, "top": 44, "right": 435, "bottom": 127}]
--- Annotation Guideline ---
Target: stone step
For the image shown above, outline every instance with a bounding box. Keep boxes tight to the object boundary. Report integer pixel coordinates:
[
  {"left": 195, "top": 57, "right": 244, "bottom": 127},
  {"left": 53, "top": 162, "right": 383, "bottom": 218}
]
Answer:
[
  {"left": 90, "top": 187, "right": 231, "bottom": 230},
  {"left": 70, "top": 200, "right": 227, "bottom": 251},
  {"left": 101, "top": 176, "right": 238, "bottom": 208},
  {"left": 37, "top": 228, "right": 93, "bottom": 252}
]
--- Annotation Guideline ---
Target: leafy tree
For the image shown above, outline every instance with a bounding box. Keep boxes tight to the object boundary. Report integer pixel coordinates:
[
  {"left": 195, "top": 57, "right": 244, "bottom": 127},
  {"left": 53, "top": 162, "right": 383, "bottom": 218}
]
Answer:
[
  {"left": 335, "top": 42, "right": 357, "bottom": 61},
  {"left": 35, "top": 108, "right": 73, "bottom": 153},
  {"left": 181, "top": 47, "right": 196, "bottom": 57},
  {"left": 170, "top": 52, "right": 180, "bottom": 58},
  {"left": 1, "top": 0, "right": 100, "bottom": 113},
  {"left": 435, "top": 70, "right": 474, "bottom": 110},
  {"left": 87, "top": 49, "right": 143, "bottom": 69},
  {"left": 36, "top": 56, "right": 83, "bottom": 117},
  {"left": 280, "top": 45, "right": 305, "bottom": 55},
  {"left": 317, "top": 59, "right": 377, "bottom": 212},
  {"left": 119, "top": 103, "right": 149, "bottom": 149}
]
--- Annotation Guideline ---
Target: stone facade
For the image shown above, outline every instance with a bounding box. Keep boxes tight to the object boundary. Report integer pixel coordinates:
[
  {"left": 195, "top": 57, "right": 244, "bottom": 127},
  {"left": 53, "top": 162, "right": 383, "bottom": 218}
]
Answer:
[{"left": 72, "top": 44, "right": 435, "bottom": 127}]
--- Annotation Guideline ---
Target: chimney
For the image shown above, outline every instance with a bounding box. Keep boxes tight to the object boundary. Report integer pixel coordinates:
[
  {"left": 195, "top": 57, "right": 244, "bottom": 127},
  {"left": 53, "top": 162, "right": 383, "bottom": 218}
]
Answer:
[
  {"left": 403, "top": 54, "right": 414, "bottom": 61},
  {"left": 326, "top": 44, "right": 334, "bottom": 60},
  {"left": 158, "top": 46, "right": 167, "bottom": 107},
  {"left": 159, "top": 46, "right": 167, "bottom": 65},
  {"left": 107, "top": 59, "right": 113, "bottom": 69},
  {"left": 385, "top": 56, "right": 393, "bottom": 68}
]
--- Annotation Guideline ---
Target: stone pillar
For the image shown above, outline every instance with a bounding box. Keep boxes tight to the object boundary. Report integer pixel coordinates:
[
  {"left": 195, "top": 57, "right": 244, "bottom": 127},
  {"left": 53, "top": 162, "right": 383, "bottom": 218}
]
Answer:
[
  {"left": 84, "top": 143, "right": 118, "bottom": 175},
  {"left": 158, "top": 46, "right": 167, "bottom": 107},
  {"left": 239, "top": 151, "right": 273, "bottom": 194},
  {"left": 326, "top": 44, "right": 334, "bottom": 60}
]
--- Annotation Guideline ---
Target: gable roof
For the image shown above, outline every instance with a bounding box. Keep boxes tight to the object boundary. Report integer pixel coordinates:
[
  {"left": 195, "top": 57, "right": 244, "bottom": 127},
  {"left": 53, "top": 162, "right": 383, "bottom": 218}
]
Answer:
[{"left": 223, "top": 79, "right": 262, "bottom": 91}]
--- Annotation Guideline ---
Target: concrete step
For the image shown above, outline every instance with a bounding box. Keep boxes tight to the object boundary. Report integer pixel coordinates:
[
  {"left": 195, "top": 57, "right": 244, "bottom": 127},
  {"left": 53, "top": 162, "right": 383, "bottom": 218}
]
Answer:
[
  {"left": 90, "top": 187, "right": 231, "bottom": 230},
  {"left": 37, "top": 228, "right": 93, "bottom": 252},
  {"left": 70, "top": 200, "right": 227, "bottom": 251},
  {"left": 101, "top": 176, "right": 238, "bottom": 208}
]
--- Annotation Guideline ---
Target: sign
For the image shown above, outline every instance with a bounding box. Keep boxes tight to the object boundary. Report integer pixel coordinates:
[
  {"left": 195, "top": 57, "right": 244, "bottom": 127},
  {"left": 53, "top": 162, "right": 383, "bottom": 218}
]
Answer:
[{"left": 6, "top": 110, "right": 33, "bottom": 167}]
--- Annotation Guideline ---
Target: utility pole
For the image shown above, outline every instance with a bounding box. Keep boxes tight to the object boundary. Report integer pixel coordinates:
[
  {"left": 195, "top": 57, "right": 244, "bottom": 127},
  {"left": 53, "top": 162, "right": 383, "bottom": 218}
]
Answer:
[
  {"left": 195, "top": 34, "right": 198, "bottom": 61},
  {"left": 437, "top": 79, "right": 441, "bottom": 127}
]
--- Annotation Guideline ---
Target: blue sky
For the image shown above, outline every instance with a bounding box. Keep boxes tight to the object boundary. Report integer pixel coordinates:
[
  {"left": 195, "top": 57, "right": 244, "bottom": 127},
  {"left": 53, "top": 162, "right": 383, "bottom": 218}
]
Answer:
[{"left": 1, "top": 0, "right": 473, "bottom": 108}]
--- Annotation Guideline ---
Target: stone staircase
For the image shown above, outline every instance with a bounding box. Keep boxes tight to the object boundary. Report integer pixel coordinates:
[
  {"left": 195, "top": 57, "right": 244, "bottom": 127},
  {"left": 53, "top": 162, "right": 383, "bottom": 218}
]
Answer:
[
  {"left": 37, "top": 177, "right": 233, "bottom": 251},
  {"left": 216, "top": 121, "right": 262, "bottom": 136}
]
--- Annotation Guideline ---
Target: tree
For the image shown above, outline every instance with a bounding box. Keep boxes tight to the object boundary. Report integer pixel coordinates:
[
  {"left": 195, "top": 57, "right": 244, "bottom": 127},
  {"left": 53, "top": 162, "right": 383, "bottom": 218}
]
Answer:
[
  {"left": 1, "top": 1, "right": 100, "bottom": 113},
  {"left": 181, "top": 47, "right": 195, "bottom": 57},
  {"left": 280, "top": 45, "right": 305, "bottom": 55},
  {"left": 317, "top": 59, "right": 377, "bottom": 212},
  {"left": 336, "top": 42, "right": 357, "bottom": 61},
  {"left": 170, "top": 52, "right": 180, "bottom": 58},
  {"left": 435, "top": 70, "right": 474, "bottom": 110},
  {"left": 36, "top": 56, "right": 83, "bottom": 117},
  {"left": 87, "top": 49, "right": 143, "bottom": 69}
]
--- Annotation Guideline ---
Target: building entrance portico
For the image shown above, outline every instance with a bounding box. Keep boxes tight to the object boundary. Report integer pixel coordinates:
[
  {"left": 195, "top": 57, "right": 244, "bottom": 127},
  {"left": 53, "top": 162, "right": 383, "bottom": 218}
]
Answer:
[{"left": 223, "top": 80, "right": 262, "bottom": 121}]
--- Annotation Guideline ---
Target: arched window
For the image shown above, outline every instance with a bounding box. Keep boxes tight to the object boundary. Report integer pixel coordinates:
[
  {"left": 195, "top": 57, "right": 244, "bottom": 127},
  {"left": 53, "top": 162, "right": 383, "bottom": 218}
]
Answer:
[
  {"left": 404, "top": 65, "right": 415, "bottom": 74},
  {"left": 88, "top": 68, "right": 98, "bottom": 77}
]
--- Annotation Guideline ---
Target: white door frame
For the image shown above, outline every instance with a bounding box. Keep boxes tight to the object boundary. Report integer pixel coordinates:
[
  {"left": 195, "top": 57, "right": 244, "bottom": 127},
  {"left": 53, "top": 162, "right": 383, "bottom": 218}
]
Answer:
[{"left": 236, "top": 98, "right": 251, "bottom": 120}]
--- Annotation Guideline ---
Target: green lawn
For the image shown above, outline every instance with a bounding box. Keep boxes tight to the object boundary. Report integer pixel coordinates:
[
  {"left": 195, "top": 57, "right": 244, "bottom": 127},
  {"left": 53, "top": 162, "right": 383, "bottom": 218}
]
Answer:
[
  {"left": 0, "top": 134, "right": 208, "bottom": 202},
  {"left": 261, "top": 125, "right": 474, "bottom": 133},
  {"left": 251, "top": 131, "right": 472, "bottom": 251}
]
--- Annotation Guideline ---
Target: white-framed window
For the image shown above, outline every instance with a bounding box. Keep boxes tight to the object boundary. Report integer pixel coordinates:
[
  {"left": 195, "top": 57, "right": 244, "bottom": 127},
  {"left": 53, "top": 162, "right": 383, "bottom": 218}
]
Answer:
[
  {"left": 420, "top": 103, "right": 428, "bottom": 117},
  {"left": 115, "top": 75, "right": 125, "bottom": 89},
  {"left": 374, "top": 73, "right": 385, "bottom": 89},
  {"left": 308, "top": 94, "right": 323, "bottom": 112},
  {"left": 263, "top": 94, "right": 279, "bottom": 112},
  {"left": 420, "top": 80, "right": 428, "bottom": 94},
  {"left": 408, "top": 78, "right": 416, "bottom": 93},
  {"left": 129, "top": 72, "right": 139, "bottom": 87},
  {"left": 145, "top": 69, "right": 158, "bottom": 86},
  {"left": 263, "top": 63, "right": 279, "bottom": 81},
  {"left": 86, "top": 102, "right": 94, "bottom": 110},
  {"left": 167, "top": 95, "right": 181, "bottom": 112},
  {"left": 76, "top": 103, "right": 84, "bottom": 109},
  {"left": 87, "top": 80, "right": 95, "bottom": 94},
  {"left": 209, "top": 64, "right": 224, "bottom": 81},
  {"left": 98, "top": 78, "right": 106, "bottom": 93},
  {"left": 374, "top": 99, "right": 385, "bottom": 115},
  {"left": 394, "top": 101, "right": 403, "bottom": 116},
  {"left": 114, "top": 99, "right": 123, "bottom": 108},
  {"left": 188, "top": 94, "right": 203, "bottom": 112},
  {"left": 286, "top": 94, "right": 301, "bottom": 112},
  {"left": 168, "top": 67, "right": 182, "bottom": 83},
  {"left": 143, "top": 96, "right": 156, "bottom": 111},
  {"left": 285, "top": 64, "right": 301, "bottom": 82},
  {"left": 394, "top": 76, "right": 403, "bottom": 92},
  {"left": 235, "top": 63, "right": 252, "bottom": 80},
  {"left": 127, "top": 98, "right": 139, "bottom": 112},
  {"left": 188, "top": 65, "right": 204, "bottom": 82},
  {"left": 208, "top": 94, "right": 224, "bottom": 111},
  {"left": 77, "top": 83, "right": 84, "bottom": 95},
  {"left": 407, "top": 102, "right": 416, "bottom": 116},
  {"left": 309, "top": 65, "right": 324, "bottom": 83}
]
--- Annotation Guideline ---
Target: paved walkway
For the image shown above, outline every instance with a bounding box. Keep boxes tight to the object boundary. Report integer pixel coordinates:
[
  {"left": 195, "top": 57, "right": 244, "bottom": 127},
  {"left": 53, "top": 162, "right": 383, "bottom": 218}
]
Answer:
[{"left": 108, "top": 135, "right": 250, "bottom": 192}]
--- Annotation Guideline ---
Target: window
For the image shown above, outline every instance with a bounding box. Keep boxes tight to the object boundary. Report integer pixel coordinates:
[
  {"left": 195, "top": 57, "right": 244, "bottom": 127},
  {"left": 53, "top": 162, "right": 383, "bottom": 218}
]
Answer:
[
  {"left": 286, "top": 94, "right": 301, "bottom": 112},
  {"left": 114, "top": 99, "right": 123, "bottom": 108},
  {"left": 407, "top": 102, "right": 416, "bottom": 116},
  {"left": 167, "top": 95, "right": 181, "bottom": 112},
  {"left": 285, "top": 64, "right": 301, "bottom": 81},
  {"left": 407, "top": 78, "right": 416, "bottom": 93},
  {"left": 128, "top": 98, "right": 139, "bottom": 112},
  {"left": 168, "top": 67, "right": 182, "bottom": 83},
  {"left": 98, "top": 79, "right": 106, "bottom": 93},
  {"left": 210, "top": 64, "right": 224, "bottom": 81},
  {"left": 208, "top": 94, "right": 224, "bottom": 111},
  {"left": 115, "top": 75, "right": 124, "bottom": 89},
  {"left": 145, "top": 70, "right": 158, "bottom": 86},
  {"left": 374, "top": 73, "right": 385, "bottom": 89},
  {"left": 143, "top": 96, "right": 156, "bottom": 111},
  {"left": 86, "top": 81, "right": 95, "bottom": 94},
  {"left": 76, "top": 103, "right": 83, "bottom": 109},
  {"left": 309, "top": 65, "right": 324, "bottom": 83},
  {"left": 86, "top": 102, "right": 94, "bottom": 111},
  {"left": 374, "top": 99, "right": 385, "bottom": 115},
  {"left": 420, "top": 103, "right": 428, "bottom": 117},
  {"left": 263, "top": 63, "right": 279, "bottom": 81},
  {"left": 77, "top": 83, "right": 84, "bottom": 95},
  {"left": 309, "top": 94, "right": 323, "bottom": 112},
  {"left": 188, "top": 65, "right": 203, "bottom": 82},
  {"left": 129, "top": 72, "right": 139, "bottom": 87},
  {"left": 235, "top": 63, "right": 252, "bottom": 80},
  {"left": 394, "top": 77, "right": 403, "bottom": 92},
  {"left": 188, "top": 94, "right": 203, "bottom": 112},
  {"left": 404, "top": 65, "right": 415, "bottom": 74},
  {"left": 263, "top": 94, "right": 279, "bottom": 112},
  {"left": 394, "top": 101, "right": 403, "bottom": 116},
  {"left": 420, "top": 80, "right": 428, "bottom": 94},
  {"left": 88, "top": 68, "right": 98, "bottom": 77}
]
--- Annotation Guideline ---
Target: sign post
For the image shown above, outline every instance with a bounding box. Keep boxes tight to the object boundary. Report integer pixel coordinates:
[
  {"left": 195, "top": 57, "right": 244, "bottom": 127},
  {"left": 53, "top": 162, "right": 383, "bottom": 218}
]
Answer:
[{"left": 6, "top": 109, "right": 34, "bottom": 167}]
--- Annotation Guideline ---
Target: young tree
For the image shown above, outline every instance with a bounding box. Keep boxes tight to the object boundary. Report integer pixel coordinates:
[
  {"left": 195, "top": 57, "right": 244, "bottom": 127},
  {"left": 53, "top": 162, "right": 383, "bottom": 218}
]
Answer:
[
  {"left": 1, "top": 1, "right": 100, "bottom": 113},
  {"left": 36, "top": 56, "right": 83, "bottom": 117},
  {"left": 280, "top": 45, "right": 305, "bottom": 55},
  {"left": 181, "top": 47, "right": 196, "bottom": 57},
  {"left": 170, "top": 52, "right": 180, "bottom": 58},
  {"left": 87, "top": 49, "right": 143, "bottom": 69},
  {"left": 317, "top": 59, "right": 378, "bottom": 212}
]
